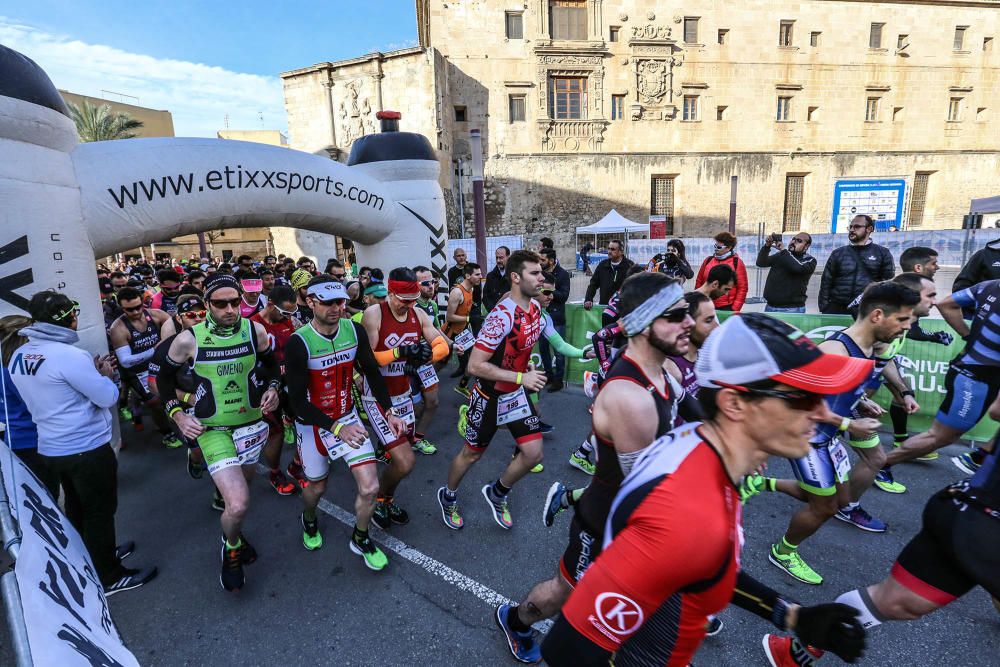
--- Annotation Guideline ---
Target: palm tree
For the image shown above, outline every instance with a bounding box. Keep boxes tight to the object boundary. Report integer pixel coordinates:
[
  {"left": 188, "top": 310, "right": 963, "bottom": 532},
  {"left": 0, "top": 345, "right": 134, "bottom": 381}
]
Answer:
[{"left": 69, "top": 100, "right": 144, "bottom": 142}]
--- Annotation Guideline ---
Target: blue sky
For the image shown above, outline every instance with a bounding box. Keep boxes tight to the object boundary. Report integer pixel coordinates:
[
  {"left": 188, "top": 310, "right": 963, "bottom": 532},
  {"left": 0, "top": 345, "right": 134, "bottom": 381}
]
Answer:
[{"left": 0, "top": 1, "right": 417, "bottom": 137}]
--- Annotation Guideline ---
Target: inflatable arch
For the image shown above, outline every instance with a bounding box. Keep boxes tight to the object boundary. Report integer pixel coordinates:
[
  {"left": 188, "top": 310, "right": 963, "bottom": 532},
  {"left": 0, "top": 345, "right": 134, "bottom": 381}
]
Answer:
[{"left": 0, "top": 45, "right": 448, "bottom": 354}]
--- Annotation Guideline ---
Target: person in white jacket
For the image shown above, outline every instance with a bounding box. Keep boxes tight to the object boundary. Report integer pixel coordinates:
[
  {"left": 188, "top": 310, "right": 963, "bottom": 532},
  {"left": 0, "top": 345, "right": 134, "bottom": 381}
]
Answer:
[{"left": 9, "top": 290, "right": 157, "bottom": 596}]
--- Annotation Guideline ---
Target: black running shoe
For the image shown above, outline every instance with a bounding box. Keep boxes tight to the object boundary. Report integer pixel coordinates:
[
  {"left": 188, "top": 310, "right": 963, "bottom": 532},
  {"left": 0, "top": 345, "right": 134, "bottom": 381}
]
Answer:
[
  {"left": 104, "top": 566, "right": 157, "bottom": 597},
  {"left": 220, "top": 542, "right": 245, "bottom": 592},
  {"left": 115, "top": 540, "right": 135, "bottom": 561},
  {"left": 238, "top": 536, "right": 257, "bottom": 565},
  {"left": 386, "top": 500, "right": 410, "bottom": 525}
]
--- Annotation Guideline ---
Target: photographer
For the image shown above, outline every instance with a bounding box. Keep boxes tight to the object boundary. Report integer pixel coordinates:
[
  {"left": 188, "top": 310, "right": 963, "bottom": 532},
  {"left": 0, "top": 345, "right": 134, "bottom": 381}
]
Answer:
[
  {"left": 756, "top": 232, "right": 817, "bottom": 313},
  {"left": 657, "top": 239, "right": 695, "bottom": 282}
]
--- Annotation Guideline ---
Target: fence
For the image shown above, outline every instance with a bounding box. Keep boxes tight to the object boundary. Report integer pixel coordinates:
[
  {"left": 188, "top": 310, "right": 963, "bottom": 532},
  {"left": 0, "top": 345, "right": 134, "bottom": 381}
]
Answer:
[{"left": 559, "top": 304, "right": 998, "bottom": 443}]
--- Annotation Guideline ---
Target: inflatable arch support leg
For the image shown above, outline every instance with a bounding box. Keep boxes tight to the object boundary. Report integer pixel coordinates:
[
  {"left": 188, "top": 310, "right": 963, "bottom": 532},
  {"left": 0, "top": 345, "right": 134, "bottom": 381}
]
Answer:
[{"left": 0, "top": 45, "right": 447, "bottom": 355}]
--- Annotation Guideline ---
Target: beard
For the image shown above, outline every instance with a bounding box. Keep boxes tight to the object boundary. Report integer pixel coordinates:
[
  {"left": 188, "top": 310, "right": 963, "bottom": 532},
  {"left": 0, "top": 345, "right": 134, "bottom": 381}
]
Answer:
[{"left": 648, "top": 327, "right": 688, "bottom": 357}]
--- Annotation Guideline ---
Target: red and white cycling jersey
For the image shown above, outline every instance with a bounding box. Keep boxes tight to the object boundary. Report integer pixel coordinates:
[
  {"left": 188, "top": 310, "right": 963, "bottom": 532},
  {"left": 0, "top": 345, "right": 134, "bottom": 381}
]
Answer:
[{"left": 474, "top": 296, "right": 542, "bottom": 394}]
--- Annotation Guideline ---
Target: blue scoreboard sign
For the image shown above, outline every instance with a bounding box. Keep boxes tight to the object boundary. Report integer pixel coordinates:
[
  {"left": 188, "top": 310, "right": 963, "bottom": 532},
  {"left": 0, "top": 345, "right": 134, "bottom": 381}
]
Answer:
[{"left": 831, "top": 178, "right": 906, "bottom": 233}]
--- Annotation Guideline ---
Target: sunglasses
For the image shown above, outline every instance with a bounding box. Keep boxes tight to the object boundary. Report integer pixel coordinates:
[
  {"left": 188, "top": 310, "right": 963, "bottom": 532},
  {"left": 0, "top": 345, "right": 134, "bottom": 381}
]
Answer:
[
  {"left": 659, "top": 306, "right": 690, "bottom": 323},
  {"left": 714, "top": 243, "right": 728, "bottom": 250},
  {"left": 208, "top": 297, "right": 242, "bottom": 309},
  {"left": 720, "top": 383, "right": 823, "bottom": 411},
  {"left": 54, "top": 300, "right": 81, "bottom": 321},
  {"left": 122, "top": 304, "right": 144, "bottom": 313},
  {"left": 539, "top": 288, "right": 555, "bottom": 295},
  {"left": 274, "top": 305, "right": 298, "bottom": 317},
  {"left": 419, "top": 280, "right": 436, "bottom": 287},
  {"left": 315, "top": 298, "right": 347, "bottom": 307},
  {"left": 181, "top": 310, "right": 207, "bottom": 320}
]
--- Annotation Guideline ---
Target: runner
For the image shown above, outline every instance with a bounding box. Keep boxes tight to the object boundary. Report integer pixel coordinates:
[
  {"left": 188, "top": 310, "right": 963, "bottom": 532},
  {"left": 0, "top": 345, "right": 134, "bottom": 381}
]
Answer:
[
  {"left": 763, "top": 395, "right": 1000, "bottom": 667},
  {"left": 437, "top": 250, "right": 548, "bottom": 531},
  {"left": 495, "top": 273, "right": 694, "bottom": 662},
  {"left": 878, "top": 278, "right": 1000, "bottom": 486},
  {"left": 409, "top": 265, "right": 445, "bottom": 455},
  {"left": 540, "top": 313, "right": 872, "bottom": 667},
  {"left": 237, "top": 272, "right": 266, "bottom": 318},
  {"left": 149, "top": 269, "right": 183, "bottom": 316},
  {"left": 362, "top": 267, "right": 450, "bottom": 529},
  {"left": 663, "top": 290, "right": 719, "bottom": 418},
  {"left": 291, "top": 268, "right": 315, "bottom": 323},
  {"left": 769, "top": 282, "right": 918, "bottom": 586},
  {"left": 443, "top": 262, "right": 482, "bottom": 398},
  {"left": 108, "top": 286, "right": 178, "bottom": 444},
  {"left": 154, "top": 273, "right": 282, "bottom": 592},
  {"left": 284, "top": 277, "right": 405, "bottom": 570}
]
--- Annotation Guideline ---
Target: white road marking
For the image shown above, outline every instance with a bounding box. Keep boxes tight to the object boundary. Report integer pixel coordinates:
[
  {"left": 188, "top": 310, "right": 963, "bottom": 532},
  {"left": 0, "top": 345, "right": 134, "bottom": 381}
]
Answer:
[{"left": 317, "top": 498, "right": 554, "bottom": 633}]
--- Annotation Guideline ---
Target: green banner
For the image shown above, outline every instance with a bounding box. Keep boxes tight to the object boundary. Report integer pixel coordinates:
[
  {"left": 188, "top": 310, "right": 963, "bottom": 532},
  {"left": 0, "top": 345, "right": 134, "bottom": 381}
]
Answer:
[{"left": 559, "top": 305, "right": 998, "bottom": 442}]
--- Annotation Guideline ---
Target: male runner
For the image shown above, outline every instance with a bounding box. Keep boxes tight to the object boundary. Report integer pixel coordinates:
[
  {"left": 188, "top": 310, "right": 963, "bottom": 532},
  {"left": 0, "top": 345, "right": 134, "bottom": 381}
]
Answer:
[
  {"left": 149, "top": 269, "right": 183, "bottom": 315},
  {"left": 362, "top": 267, "right": 450, "bottom": 528},
  {"left": 437, "top": 250, "right": 548, "bottom": 530},
  {"left": 769, "top": 282, "right": 918, "bottom": 586},
  {"left": 409, "top": 265, "right": 445, "bottom": 455},
  {"left": 285, "top": 277, "right": 405, "bottom": 570},
  {"left": 109, "top": 286, "right": 178, "bottom": 443},
  {"left": 664, "top": 290, "right": 719, "bottom": 411},
  {"left": 880, "top": 278, "right": 1000, "bottom": 484},
  {"left": 444, "top": 262, "right": 482, "bottom": 398},
  {"left": 695, "top": 263, "right": 736, "bottom": 302},
  {"left": 155, "top": 274, "right": 281, "bottom": 592},
  {"left": 291, "top": 268, "right": 315, "bottom": 323},
  {"left": 495, "top": 273, "right": 694, "bottom": 662},
  {"left": 542, "top": 313, "right": 870, "bottom": 667}
]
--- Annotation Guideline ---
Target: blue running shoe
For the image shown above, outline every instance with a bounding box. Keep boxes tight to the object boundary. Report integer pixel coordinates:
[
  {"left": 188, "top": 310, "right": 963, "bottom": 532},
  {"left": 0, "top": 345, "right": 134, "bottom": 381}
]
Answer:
[
  {"left": 953, "top": 452, "right": 981, "bottom": 476},
  {"left": 542, "top": 481, "right": 567, "bottom": 528},
  {"left": 834, "top": 505, "right": 887, "bottom": 533},
  {"left": 495, "top": 604, "right": 541, "bottom": 664}
]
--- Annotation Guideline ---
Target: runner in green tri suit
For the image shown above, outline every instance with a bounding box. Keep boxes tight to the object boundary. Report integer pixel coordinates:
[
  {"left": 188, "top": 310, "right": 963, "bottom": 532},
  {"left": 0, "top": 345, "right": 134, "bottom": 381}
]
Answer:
[
  {"left": 155, "top": 274, "right": 281, "bottom": 592},
  {"left": 409, "top": 265, "right": 449, "bottom": 455}
]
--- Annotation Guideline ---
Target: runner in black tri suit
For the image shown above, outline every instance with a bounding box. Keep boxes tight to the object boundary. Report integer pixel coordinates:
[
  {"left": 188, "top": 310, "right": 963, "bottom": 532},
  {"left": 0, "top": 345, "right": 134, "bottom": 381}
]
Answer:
[{"left": 495, "top": 272, "right": 699, "bottom": 664}]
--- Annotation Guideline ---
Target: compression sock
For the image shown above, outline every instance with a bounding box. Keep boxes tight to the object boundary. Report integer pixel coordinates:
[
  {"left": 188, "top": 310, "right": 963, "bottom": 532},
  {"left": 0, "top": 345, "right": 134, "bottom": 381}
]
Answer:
[
  {"left": 775, "top": 536, "right": 798, "bottom": 556},
  {"left": 352, "top": 525, "right": 368, "bottom": 544},
  {"left": 491, "top": 479, "right": 512, "bottom": 499},
  {"left": 508, "top": 606, "right": 533, "bottom": 633},
  {"left": 574, "top": 435, "right": 596, "bottom": 459},
  {"left": 564, "top": 487, "right": 585, "bottom": 508},
  {"left": 889, "top": 403, "right": 908, "bottom": 442},
  {"left": 835, "top": 588, "right": 886, "bottom": 629}
]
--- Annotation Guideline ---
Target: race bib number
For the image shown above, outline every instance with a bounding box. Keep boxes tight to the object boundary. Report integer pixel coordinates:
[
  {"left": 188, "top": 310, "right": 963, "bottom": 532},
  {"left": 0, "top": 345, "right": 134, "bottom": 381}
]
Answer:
[
  {"left": 391, "top": 392, "right": 415, "bottom": 425},
  {"left": 497, "top": 387, "right": 532, "bottom": 425},
  {"left": 453, "top": 328, "right": 475, "bottom": 353},
  {"left": 231, "top": 421, "right": 268, "bottom": 465},
  {"left": 318, "top": 413, "right": 366, "bottom": 461},
  {"left": 417, "top": 363, "right": 438, "bottom": 389},
  {"left": 830, "top": 439, "right": 852, "bottom": 483}
]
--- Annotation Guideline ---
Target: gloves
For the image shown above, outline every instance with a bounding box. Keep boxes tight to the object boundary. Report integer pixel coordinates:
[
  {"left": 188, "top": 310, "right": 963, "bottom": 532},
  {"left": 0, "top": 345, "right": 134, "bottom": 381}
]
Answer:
[
  {"left": 794, "top": 603, "right": 866, "bottom": 663},
  {"left": 397, "top": 342, "right": 433, "bottom": 365},
  {"left": 930, "top": 331, "right": 954, "bottom": 346}
]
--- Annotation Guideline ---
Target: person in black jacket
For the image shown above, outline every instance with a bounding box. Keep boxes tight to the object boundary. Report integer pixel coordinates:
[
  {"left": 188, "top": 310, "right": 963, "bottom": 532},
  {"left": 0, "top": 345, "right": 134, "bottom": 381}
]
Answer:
[
  {"left": 818, "top": 215, "right": 894, "bottom": 314},
  {"left": 756, "top": 232, "right": 817, "bottom": 312},
  {"left": 482, "top": 245, "right": 511, "bottom": 312},
  {"left": 584, "top": 239, "right": 635, "bottom": 308},
  {"left": 538, "top": 248, "right": 571, "bottom": 391},
  {"left": 953, "top": 237, "right": 1000, "bottom": 291}
]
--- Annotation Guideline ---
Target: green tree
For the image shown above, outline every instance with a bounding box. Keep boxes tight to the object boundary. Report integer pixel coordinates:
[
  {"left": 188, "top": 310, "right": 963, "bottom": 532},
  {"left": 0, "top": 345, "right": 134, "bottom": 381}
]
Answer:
[{"left": 69, "top": 100, "right": 144, "bottom": 142}]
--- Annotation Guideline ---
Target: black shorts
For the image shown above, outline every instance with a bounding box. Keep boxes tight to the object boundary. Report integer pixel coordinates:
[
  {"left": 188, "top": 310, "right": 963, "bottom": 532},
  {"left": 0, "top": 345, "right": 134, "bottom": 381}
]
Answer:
[
  {"left": 893, "top": 491, "right": 1000, "bottom": 604},
  {"left": 464, "top": 385, "right": 542, "bottom": 451},
  {"left": 559, "top": 514, "right": 602, "bottom": 586}
]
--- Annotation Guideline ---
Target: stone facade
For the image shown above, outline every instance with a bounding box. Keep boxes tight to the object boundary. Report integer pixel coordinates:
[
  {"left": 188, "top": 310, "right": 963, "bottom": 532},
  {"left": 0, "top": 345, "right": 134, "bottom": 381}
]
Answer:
[{"left": 283, "top": 0, "right": 1000, "bottom": 261}]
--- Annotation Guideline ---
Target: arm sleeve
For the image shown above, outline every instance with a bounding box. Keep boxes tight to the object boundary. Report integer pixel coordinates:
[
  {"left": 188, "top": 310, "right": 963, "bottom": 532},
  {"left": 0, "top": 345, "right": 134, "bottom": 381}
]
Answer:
[
  {"left": 732, "top": 570, "right": 792, "bottom": 628},
  {"left": 593, "top": 324, "right": 620, "bottom": 373},
  {"left": 545, "top": 326, "right": 586, "bottom": 359},
  {"left": 584, "top": 265, "right": 600, "bottom": 302},
  {"left": 430, "top": 336, "right": 450, "bottom": 362},
  {"left": 731, "top": 259, "right": 749, "bottom": 312},
  {"left": 63, "top": 352, "right": 119, "bottom": 409},
  {"left": 154, "top": 351, "right": 183, "bottom": 411},
  {"left": 906, "top": 320, "right": 938, "bottom": 343},
  {"left": 352, "top": 323, "right": 393, "bottom": 411},
  {"left": 373, "top": 348, "right": 398, "bottom": 366},
  {"left": 756, "top": 245, "right": 774, "bottom": 268},
  {"left": 677, "top": 390, "right": 706, "bottom": 423},
  {"left": 283, "top": 335, "right": 336, "bottom": 432},
  {"left": 113, "top": 345, "right": 156, "bottom": 368}
]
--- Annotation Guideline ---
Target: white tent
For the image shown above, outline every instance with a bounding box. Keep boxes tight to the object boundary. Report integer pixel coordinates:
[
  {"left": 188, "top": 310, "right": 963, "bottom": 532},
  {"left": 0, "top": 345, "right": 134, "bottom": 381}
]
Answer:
[{"left": 575, "top": 208, "right": 649, "bottom": 235}]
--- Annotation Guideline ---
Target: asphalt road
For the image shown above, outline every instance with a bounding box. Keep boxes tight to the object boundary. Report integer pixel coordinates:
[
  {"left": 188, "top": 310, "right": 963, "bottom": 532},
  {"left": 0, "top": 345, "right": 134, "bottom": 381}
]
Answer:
[{"left": 3, "top": 369, "right": 997, "bottom": 666}]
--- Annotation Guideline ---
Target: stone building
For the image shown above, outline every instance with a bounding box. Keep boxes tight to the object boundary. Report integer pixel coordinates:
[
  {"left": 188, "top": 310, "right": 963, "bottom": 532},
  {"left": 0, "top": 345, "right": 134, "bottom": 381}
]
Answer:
[{"left": 282, "top": 0, "right": 1000, "bottom": 260}]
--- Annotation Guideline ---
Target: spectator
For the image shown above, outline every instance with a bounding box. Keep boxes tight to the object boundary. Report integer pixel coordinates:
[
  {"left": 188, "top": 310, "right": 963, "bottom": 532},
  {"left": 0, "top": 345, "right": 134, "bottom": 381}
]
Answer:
[
  {"left": 538, "top": 248, "right": 571, "bottom": 391},
  {"left": 756, "top": 232, "right": 817, "bottom": 313},
  {"left": 447, "top": 247, "right": 469, "bottom": 288},
  {"left": 537, "top": 237, "right": 554, "bottom": 252},
  {"left": 658, "top": 239, "right": 695, "bottom": 282},
  {"left": 584, "top": 239, "right": 635, "bottom": 308},
  {"left": 9, "top": 291, "right": 156, "bottom": 595},
  {"left": 483, "top": 245, "right": 512, "bottom": 312},
  {"left": 899, "top": 246, "right": 939, "bottom": 278},
  {"left": 953, "top": 238, "right": 1000, "bottom": 290},
  {"left": 818, "top": 214, "right": 894, "bottom": 314},
  {"left": 580, "top": 240, "right": 594, "bottom": 275},
  {"left": 695, "top": 232, "right": 748, "bottom": 311}
]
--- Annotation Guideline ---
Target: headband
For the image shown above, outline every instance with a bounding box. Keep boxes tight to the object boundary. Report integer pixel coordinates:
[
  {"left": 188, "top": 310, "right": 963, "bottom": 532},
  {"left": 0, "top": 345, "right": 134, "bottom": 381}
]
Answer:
[
  {"left": 388, "top": 279, "right": 420, "bottom": 300},
  {"left": 203, "top": 274, "right": 241, "bottom": 300},
  {"left": 620, "top": 283, "right": 685, "bottom": 337}
]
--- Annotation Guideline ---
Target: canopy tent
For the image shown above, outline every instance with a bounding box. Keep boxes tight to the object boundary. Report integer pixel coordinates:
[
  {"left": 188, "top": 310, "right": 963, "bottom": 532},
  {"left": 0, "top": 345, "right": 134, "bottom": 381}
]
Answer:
[{"left": 575, "top": 209, "right": 649, "bottom": 235}]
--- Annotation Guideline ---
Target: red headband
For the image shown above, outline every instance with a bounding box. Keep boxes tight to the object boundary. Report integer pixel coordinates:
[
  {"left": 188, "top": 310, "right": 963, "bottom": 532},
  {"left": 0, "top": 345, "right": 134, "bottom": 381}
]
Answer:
[{"left": 388, "top": 279, "right": 420, "bottom": 300}]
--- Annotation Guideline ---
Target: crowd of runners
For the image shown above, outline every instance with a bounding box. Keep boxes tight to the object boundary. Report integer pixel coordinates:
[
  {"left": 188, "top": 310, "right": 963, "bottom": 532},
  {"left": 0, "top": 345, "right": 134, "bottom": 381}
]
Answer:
[{"left": 6, "top": 230, "right": 998, "bottom": 666}]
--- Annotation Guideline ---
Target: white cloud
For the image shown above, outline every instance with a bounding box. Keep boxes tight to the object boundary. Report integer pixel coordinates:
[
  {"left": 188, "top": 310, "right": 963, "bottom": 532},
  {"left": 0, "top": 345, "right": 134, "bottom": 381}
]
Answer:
[{"left": 0, "top": 17, "right": 286, "bottom": 138}]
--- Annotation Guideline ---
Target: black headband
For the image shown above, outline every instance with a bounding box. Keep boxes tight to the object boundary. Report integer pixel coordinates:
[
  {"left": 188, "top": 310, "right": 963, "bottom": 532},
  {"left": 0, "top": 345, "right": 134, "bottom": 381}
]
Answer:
[{"left": 203, "top": 274, "right": 241, "bottom": 300}]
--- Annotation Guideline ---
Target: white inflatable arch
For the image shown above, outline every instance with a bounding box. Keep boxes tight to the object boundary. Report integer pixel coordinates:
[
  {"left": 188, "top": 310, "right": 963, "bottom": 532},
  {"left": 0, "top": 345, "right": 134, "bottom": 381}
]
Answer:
[{"left": 0, "top": 46, "right": 447, "bottom": 354}]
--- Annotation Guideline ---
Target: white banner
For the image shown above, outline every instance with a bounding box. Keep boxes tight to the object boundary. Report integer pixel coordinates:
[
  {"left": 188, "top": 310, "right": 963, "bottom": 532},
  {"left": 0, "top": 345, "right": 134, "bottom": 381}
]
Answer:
[{"left": 0, "top": 441, "right": 139, "bottom": 666}]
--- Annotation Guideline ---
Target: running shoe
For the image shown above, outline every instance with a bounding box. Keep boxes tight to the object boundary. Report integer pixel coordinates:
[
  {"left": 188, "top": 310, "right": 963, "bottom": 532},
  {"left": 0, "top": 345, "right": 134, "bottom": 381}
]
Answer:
[
  {"left": 704, "top": 616, "right": 724, "bottom": 637},
  {"left": 834, "top": 505, "right": 887, "bottom": 533},
  {"left": 768, "top": 544, "right": 823, "bottom": 585},
  {"left": 350, "top": 534, "right": 388, "bottom": 571},
  {"left": 542, "top": 482, "right": 568, "bottom": 528},
  {"left": 481, "top": 484, "right": 513, "bottom": 529},
  {"left": 412, "top": 437, "right": 438, "bottom": 455},
  {"left": 162, "top": 433, "right": 184, "bottom": 449},
  {"left": 237, "top": 535, "right": 257, "bottom": 564},
  {"left": 953, "top": 452, "right": 981, "bottom": 476},
  {"left": 568, "top": 452, "right": 596, "bottom": 476},
  {"left": 893, "top": 441, "right": 938, "bottom": 461},
  {"left": 104, "top": 566, "right": 157, "bottom": 597},
  {"left": 286, "top": 461, "right": 310, "bottom": 491},
  {"left": 762, "top": 634, "right": 821, "bottom": 667},
  {"left": 539, "top": 422, "right": 554, "bottom": 434},
  {"left": 495, "top": 604, "right": 542, "bottom": 664},
  {"left": 530, "top": 463, "right": 544, "bottom": 473},
  {"left": 454, "top": 385, "right": 472, "bottom": 399},
  {"left": 457, "top": 404, "right": 469, "bottom": 439},
  {"left": 283, "top": 423, "right": 296, "bottom": 445},
  {"left": 115, "top": 540, "right": 136, "bottom": 561},
  {"left": 372, "top": 499, "right": 410, "bottom": 529},
  {"left": 219, "top": 542, "right": 244, "bottom": 592},
  {"left": 436, "top": 487, "right": 464, "bottom": 530},
  {"left": 211, "top": 489, "right": 225, "bottom": 512},
  {"left": 119, "top": 407, "right": 133, "bottom": 422},
  {"left": 186, "top": 449, "right": 205, "bottom": 480},
  {"left": 301, "top": 513, "right": 323, "bottom": 550},
  {"left": 269, "top": 470, "right": 296, "bottom": 496},
  {"left": 874, "top": 468, "right": 907, "bottom": 494},
  {"left": 739, "top": 474, "right": 773, "bottom": 504}
]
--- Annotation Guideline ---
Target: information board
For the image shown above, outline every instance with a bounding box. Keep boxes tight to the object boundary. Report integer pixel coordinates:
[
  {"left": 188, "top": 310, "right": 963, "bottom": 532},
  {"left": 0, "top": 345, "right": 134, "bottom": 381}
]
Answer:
[{"left": 831, "top": 178, "right": 906, "bottom": 233}]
